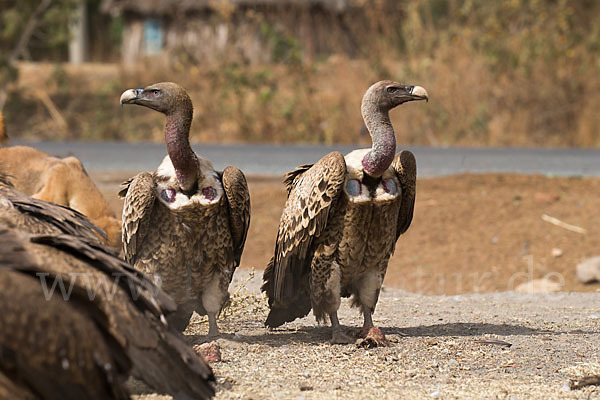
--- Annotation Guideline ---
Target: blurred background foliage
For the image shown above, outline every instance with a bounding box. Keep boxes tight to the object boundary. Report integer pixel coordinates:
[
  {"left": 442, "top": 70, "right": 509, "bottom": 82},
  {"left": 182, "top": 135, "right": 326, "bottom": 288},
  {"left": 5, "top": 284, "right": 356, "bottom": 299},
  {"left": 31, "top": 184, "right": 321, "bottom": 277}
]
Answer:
[
  {"left": 2, "top": 0, "right": 600, "bottom": 147},
  {"left": 1, "top": 0, "right": 76, "bottom": 61}
]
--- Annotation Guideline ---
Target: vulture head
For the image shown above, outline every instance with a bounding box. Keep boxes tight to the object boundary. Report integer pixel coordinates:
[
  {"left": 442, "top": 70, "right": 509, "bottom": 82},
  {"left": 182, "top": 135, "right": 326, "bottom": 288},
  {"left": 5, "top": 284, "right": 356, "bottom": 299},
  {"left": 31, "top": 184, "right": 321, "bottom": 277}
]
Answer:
[
  {"left": 365, "top": 80, "right": 429, "bottom": 112},
  {"left": 120, "top": 82, "right": 199, "bottom": 194},
  {"left": 360, "top": 80, "right": 428, "bottom": 177},
  {"left": 120, "top": 82, "right": 192, "bottom": 116}
]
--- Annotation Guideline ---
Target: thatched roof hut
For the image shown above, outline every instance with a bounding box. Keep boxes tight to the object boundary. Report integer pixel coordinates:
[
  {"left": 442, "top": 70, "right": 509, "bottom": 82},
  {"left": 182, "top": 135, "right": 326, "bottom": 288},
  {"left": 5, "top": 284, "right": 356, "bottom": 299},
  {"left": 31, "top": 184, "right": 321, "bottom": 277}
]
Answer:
[{"left": 101, "top": 0, "right": 397, "bottom": 66}]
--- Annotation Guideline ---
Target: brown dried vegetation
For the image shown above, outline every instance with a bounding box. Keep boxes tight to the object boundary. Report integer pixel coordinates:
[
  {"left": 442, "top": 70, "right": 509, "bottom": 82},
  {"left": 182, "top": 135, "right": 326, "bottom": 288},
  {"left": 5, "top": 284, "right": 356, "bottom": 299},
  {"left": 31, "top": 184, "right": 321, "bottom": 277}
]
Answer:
[{"left": 4, "top": 0, "right": 600, "bottom": 147}]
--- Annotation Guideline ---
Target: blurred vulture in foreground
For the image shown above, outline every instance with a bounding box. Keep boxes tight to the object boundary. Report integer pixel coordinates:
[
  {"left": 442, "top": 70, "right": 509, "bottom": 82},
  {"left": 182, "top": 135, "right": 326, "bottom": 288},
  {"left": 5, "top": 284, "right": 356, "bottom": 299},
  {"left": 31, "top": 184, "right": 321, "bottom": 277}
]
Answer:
[
  {"left": 262, "top": 81, "right": 427, "bottom": 346},
  {"left": 119, "top": 82, "right": 250, "bottom": 334},
  {"left": 0, "top": 172, "right": 215, "bottom": 399}
]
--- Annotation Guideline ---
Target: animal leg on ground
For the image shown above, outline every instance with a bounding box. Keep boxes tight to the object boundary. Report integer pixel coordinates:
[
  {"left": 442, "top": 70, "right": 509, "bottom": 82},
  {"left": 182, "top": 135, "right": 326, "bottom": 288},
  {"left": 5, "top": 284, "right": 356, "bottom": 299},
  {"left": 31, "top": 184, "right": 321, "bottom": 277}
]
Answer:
[
  {"left": 207, "top": 312, "right": 219, "bottom": 337},
  {"left": 355, "top": 272, "right": 389, "bottom": 347},
  {"left": 201, "top": 275, "right": 226, "bottom": 337},
  {"left": 329, "top": 312, "right": 354, "bottom": 344},
  {"left": 166, "top": 300, "right": 195, "bottom": 332},
  {"left": 362, "top": 304, "right": 374, "bottom": 331},
  {"left": 357, "top": 305, "right": 388, "bottom": 347},
  {"left": 310, "top": 257, "right": 350, "bottom": 344}
]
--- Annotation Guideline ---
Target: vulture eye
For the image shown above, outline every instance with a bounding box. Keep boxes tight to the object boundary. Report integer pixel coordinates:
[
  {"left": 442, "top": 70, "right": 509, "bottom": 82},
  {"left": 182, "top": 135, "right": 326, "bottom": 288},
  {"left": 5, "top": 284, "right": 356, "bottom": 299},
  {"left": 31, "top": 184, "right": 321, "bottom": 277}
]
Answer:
[
  {"left": 149, "top": 89, "right": 160, "bottom": 97},
  {"left": 386, "top": 87, "right": 399, "bottom": 94}
]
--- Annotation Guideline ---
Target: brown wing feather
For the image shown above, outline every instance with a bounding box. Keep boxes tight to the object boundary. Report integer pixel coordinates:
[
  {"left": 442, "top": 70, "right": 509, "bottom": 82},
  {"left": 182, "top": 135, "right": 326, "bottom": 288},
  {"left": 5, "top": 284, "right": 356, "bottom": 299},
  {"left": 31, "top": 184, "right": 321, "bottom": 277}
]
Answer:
[
  {"left": 31, "top": 233, "right": 176, "bottom": 315},
  {"left": 0, "top": 225, "right": 216, "bottom": 399},
  {"left": 30, "top": 232, "right": 215, "bottom": 398},
  {"left": 392, "top": 150, "right": 417, "bottom": 238},
  {"left": 0, "top": 370, "right": 37, "bottom": 400},
  {"left": 221, "top": 166, "right": 251, "bottom": 269},
  {"left": 282, "top": 164, "right": 312, "bottom": 194},
  {"left": 120, "top": 172, "right": 156, "bottom": 264},
  {"left": 0, "top": 227, "right": 131, "bottom": 400},
  {"left": 262, "top": 152, "right": 346, "bottom": 327}
]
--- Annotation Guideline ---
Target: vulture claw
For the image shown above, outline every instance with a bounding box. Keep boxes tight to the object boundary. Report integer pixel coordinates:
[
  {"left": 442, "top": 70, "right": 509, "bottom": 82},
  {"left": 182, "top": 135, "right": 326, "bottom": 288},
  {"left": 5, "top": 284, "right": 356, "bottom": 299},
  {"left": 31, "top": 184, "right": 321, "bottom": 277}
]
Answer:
[{"left": 356, "top": 327, "right": 390, "bottom": 348}]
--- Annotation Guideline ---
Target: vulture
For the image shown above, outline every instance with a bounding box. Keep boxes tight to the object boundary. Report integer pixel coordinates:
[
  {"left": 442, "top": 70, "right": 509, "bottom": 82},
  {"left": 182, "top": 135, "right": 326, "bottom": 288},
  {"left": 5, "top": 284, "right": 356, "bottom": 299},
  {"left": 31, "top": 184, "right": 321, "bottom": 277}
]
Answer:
[
  {"left": 262, "top": 81, "right": 428, "bottom": 346},
  {"left": 0, "top": 172, "right": 215, "bottom": 399},
  {"left": 119, "top": 82, "right": 251, "bottom": 335}
]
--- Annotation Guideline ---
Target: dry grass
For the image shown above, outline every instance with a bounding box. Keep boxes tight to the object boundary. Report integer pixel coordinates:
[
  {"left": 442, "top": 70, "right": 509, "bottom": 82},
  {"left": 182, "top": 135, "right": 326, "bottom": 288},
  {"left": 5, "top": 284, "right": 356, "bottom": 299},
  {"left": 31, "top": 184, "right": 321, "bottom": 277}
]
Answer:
[{"left": 219, "top": 269, "right": 269, "bottom": 324}]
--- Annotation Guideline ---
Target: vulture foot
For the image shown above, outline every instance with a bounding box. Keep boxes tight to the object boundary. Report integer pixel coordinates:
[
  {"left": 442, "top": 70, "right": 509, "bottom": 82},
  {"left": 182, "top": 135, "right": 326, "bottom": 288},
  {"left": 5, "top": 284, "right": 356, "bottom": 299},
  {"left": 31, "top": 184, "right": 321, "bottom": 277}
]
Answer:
[
  {"left": 330, "top": 329, "right": 355, "bottom": 345},
  {"left": 207, "top": 329, "right": 221, "bottom": 338},
  {"left": 356, "top": 327, "right": 389, "bottom": 348}
]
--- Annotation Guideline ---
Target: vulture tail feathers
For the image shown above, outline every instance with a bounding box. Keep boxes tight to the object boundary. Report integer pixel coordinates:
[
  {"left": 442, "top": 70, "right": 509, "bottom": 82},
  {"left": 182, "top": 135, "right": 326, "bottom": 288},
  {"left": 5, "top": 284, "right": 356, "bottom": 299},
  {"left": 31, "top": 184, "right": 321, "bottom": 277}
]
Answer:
[
  {"left": 262, "top": 257, "right": 312, "bottom": 328},
  {"left": 264, "top": 300, "right": 312, "bottom": 328}
]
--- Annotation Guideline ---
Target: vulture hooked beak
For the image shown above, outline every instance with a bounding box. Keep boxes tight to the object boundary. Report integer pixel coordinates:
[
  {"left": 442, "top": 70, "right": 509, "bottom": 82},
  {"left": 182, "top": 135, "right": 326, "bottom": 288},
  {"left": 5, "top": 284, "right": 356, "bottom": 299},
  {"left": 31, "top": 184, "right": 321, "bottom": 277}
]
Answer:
[
  {"left": 409, "top": 86, "right": 429, "bottom": 102},
  {"left": 120, "top": 88, "right": 144, "bottom": 106}
]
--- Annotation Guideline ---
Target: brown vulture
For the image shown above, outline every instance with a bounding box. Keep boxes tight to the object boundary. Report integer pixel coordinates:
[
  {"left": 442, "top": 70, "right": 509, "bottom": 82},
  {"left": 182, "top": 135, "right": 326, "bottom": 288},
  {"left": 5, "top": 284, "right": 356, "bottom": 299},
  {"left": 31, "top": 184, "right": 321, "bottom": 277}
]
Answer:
[
  {"left": 119, "top": 82, "right": 251, "bottom": 335},
  {"left": 262, "top": 81, "right": 428, "bottom": 346}
]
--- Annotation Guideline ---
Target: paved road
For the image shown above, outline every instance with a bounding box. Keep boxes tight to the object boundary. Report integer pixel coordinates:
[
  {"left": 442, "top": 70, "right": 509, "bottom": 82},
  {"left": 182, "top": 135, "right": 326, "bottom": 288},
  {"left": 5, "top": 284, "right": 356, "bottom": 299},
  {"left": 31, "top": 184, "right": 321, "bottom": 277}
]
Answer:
[{"left": 14, "top": 141, "right": 600, "bottom": 177}]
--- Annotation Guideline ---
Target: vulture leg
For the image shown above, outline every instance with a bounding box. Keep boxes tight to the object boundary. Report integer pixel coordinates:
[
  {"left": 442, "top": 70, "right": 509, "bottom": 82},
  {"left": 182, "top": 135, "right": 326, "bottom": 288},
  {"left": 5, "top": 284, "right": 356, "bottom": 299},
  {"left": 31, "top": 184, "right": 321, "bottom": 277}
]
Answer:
[
  {"left": 207, "top": 312, "right": 220, "bottom": 337},
  {"left": 329, "top": 312, "right": 354, "bottom": 344},
  {"left": 356, "top": 271, "right": 389, "bottom": 347},
  {"left": 201, "top": 276, "right": 225, "bottom": 337},
  {"left": 362, "top": 304, "right": 374, "bottom": 330},
  {"left": 167, "top": 301, "right": 196, "bottom": 332}
]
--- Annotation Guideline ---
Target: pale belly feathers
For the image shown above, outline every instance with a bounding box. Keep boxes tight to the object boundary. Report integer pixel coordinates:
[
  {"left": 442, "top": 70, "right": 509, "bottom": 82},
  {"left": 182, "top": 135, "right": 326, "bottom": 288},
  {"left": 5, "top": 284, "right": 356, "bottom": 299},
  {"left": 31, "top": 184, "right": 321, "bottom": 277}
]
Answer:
[
  {"left": 343, "top": 149, "right": 401, "bottom": 203},
  {"left": 330, "top": 149, "right": 402, "bottom": 280},
  {"left": 154, "top": 155, "right": 224, "bottom": 209}
]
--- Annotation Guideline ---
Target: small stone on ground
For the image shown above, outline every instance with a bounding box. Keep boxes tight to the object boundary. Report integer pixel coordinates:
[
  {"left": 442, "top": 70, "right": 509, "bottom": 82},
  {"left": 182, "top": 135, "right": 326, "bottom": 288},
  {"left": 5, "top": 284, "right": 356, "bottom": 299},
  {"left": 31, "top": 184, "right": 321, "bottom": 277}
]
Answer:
[
  {"left": 193, "top": 342, "right": 222, "bottom": 363},
  {"left": 577, "top": 256, "right": 600, "bottom": 283}
]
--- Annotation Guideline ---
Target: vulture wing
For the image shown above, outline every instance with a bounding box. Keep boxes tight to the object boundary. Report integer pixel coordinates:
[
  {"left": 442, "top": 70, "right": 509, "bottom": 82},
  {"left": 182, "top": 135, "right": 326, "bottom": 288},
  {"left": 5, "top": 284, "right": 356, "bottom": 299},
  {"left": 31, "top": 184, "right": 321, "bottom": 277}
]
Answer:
[
  {"left": 0, "top": 369, "right": 38, "bottom": 400},
  {"left": 221, "top": 166, "right": 251, "bottom": 270},
  {"left": 262, "top": 151, "right": 346, "bottom": 327},
  {"left": 0, "top": 227, "right": 131, "bottom": 400},
  {"left": 119, "top": 172, "right": 156, "bottom": 264},
  {"left": 391, "top": 150, "right": 417, "bottom": 239}
]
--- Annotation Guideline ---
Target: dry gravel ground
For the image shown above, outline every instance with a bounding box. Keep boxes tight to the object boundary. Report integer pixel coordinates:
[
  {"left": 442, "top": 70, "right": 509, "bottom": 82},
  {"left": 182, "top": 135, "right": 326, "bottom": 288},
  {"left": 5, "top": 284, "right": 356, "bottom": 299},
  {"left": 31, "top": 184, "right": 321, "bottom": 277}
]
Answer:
[{"left": 130, "top": 270, "right": 600, "bottom": 400}]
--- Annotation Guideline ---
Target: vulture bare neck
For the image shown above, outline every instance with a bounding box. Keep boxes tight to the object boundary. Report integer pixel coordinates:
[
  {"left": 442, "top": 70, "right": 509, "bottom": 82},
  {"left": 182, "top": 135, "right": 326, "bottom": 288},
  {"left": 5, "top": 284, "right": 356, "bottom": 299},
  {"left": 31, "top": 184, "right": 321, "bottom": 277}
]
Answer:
[
  {"left": 164, "top": 108, "right": 200, "bottom": 194},
  {"left": 360, "top": 97, "right": 396, "bottom": 178}
]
